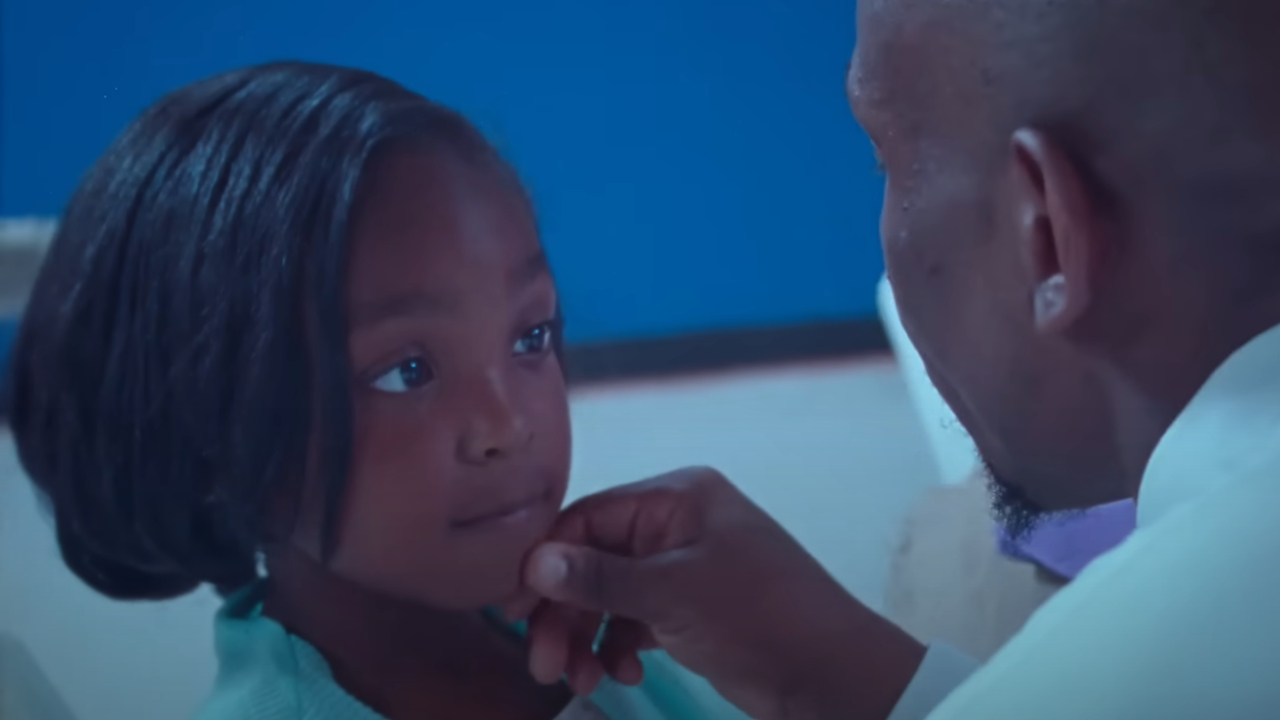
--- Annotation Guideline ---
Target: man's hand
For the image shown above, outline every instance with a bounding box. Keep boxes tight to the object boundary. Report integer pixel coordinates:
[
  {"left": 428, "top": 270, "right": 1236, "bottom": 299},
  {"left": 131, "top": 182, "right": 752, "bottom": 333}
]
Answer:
[{"left": 507, "top": 467, "right": 926, "bottom": 720}]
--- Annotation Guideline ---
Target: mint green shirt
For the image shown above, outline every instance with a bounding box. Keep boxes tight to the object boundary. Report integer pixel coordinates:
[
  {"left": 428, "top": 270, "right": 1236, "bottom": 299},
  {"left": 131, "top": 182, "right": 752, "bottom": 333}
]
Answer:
[{"left": 194, "top": 584, "right": 751, "bottom": 720}]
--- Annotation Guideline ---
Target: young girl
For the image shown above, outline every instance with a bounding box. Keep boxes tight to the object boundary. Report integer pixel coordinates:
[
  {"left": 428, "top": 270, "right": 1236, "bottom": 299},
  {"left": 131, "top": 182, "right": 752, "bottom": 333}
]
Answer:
[{"left": 6, "top": 62, "right": 748, "bottom": 720}]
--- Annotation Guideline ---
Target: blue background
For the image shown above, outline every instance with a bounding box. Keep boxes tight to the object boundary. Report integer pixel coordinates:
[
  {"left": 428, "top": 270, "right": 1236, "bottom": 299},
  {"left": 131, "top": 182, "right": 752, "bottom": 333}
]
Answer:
[{"left": 0, "top": 0, "right": 884, "bottom": 344}]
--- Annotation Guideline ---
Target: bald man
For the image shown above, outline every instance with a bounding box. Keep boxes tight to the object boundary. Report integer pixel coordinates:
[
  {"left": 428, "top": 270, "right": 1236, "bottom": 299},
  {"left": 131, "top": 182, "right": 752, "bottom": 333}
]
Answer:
[{"left": 510, "top": 1, "right": 1280, "bottom": 719}]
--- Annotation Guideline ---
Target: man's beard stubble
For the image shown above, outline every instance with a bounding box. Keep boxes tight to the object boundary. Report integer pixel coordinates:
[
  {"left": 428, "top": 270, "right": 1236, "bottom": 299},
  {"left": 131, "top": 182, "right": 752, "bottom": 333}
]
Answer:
[{"left": 981, "top": 459, "right": 1052, "bottom": 542}]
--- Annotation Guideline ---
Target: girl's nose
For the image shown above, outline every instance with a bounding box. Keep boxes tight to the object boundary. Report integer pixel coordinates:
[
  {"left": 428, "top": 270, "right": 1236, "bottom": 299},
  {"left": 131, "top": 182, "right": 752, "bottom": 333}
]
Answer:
[{"left": 457, "top": 372, "right": 533, "bottom": 464}]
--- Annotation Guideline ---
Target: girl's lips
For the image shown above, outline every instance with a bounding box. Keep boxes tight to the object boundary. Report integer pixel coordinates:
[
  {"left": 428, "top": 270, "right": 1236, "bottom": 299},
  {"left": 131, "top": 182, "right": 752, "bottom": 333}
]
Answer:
[{"left": 450, "top": 489, "right": 553, "bottom": 531}]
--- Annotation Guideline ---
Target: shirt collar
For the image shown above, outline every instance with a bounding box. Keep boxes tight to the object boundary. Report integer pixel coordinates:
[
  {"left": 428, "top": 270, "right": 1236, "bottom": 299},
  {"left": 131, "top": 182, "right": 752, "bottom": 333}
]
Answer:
[
  {"left": 1137, "top": 322, "right": 1280, "bottom": 528},
  {"left": 996, "top": 499, "right": 1137, "bottom": 580}
]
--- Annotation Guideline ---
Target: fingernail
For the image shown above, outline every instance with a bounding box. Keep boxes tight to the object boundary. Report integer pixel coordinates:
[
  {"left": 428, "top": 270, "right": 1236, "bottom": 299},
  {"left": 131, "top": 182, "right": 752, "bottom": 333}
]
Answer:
[{"left": 532, "top": 551, "right": 568, "bottom": 590}]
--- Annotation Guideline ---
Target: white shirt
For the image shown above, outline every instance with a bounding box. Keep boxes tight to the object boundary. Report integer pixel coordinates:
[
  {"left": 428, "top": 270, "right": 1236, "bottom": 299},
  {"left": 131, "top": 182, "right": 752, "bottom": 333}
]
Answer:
[{"left": 888, "top": 322, "right": 1280, "bottom": 720}]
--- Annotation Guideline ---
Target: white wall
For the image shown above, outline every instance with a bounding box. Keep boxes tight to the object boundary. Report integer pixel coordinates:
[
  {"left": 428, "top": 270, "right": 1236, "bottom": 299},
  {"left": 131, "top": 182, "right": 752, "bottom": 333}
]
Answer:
[
  {"left": 0, "top": 358, "right": 938, "bottom": 720},
  {"left": 0, "top": 436, "right": 223, "bottom": 720}
]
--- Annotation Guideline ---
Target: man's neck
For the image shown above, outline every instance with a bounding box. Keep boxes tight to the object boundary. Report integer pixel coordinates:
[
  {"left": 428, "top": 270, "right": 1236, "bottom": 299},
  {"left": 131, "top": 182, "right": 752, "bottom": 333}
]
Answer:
[{"left": 1101, "top": 301, "right": 1280, "bottom": 497}]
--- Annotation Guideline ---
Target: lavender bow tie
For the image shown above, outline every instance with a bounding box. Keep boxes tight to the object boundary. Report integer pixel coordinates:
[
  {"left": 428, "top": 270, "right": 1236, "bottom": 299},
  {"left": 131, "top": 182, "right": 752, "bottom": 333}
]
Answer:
[{"left": 996, "top": 500, "right": 1137, "bottom": 580}]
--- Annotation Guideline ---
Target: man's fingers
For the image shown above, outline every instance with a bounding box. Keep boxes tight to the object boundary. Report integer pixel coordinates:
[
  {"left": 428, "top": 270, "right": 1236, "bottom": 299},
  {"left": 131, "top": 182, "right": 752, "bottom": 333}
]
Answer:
[
  {"left": 543, "top": 467, "right": 715, "bottom": 552},
  {"left": 567, "top": 653, "right": 605, "bottom": 697},
  {"left": 517, "top": 468, "right": 727, "bottom": 691},
  {"left": 524, "top": 541, "right": 658, "bottom": 621},
  {"left": 502, "top": 587, "right": 541, "bottom": 622},
  {"left": 527, "top": 602, "right": 571, "bottom": 685},
  {"left": 566, "top": 610, "right": 606, "bottom": 696},
  {"left": 598, "top": 617, "right": 656, "bottom": 686}
]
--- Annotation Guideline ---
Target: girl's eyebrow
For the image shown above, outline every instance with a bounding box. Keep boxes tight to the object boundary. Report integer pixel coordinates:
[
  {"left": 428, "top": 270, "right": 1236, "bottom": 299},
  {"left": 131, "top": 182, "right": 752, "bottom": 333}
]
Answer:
[
  {"left": 512, "top": 249, "right": 549, "bottom": 288},
  {"left": 350, "top": 250, "right": 551, "bottom": 330},
  {"left": 349, "top": 291, "right": 453, "bottom": 330}
]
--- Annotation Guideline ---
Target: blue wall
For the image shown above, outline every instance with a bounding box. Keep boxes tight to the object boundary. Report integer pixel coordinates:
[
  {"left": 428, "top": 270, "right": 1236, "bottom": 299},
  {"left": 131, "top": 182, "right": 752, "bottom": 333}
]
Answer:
[{"left": 0, "top": 0, "right": 884, "bottom": 344}]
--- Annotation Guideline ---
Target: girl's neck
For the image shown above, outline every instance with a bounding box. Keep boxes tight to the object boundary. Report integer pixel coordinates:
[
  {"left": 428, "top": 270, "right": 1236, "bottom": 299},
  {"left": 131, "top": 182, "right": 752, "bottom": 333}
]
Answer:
[{"left": 261, "top": 545, "right": 566, "bottom": 719}]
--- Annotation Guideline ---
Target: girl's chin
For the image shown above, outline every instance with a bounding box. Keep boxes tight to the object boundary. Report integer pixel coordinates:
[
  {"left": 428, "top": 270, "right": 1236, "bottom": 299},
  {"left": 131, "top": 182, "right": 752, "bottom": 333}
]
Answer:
[{"left": 407, "top": 555, "right": 534, "bottom": 613}]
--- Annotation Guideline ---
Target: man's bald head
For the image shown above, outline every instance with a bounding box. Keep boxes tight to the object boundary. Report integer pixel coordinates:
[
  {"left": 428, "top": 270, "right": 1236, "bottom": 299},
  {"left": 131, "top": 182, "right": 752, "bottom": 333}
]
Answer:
[
  {"left": 849, "top": 0, "right": 1280, "bottom": 521},
  {"left": 859, "top": 0, "right": 1280, "bottom": 245}
]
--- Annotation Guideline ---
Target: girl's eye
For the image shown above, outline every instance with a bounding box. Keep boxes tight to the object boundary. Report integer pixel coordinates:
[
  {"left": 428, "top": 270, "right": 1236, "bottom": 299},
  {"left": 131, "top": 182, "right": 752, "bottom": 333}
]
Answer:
[
  {"left": 371, "top": 357, "right": 434, "bottom": 394},
  {"left": 513, "top": 322, "right": 555, "bottom": 357}
]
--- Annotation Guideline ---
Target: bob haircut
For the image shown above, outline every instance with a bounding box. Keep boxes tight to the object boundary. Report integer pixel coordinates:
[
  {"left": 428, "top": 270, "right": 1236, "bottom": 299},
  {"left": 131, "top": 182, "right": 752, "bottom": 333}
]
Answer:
[{"left": 5, "top": 61, "right": 545, "bottom": 600}]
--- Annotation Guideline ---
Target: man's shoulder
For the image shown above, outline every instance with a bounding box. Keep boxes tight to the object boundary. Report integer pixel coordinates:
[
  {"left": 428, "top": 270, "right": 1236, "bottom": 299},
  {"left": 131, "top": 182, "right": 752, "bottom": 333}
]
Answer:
[{"left": 925, "top": 475, "right": 1280, "bottom": 719}]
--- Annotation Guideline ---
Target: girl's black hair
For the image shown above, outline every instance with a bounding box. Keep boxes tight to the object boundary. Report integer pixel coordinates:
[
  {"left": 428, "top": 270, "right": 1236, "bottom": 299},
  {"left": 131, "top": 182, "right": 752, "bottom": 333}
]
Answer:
[{"left": 5, "top": 61, "right": 525, "bottom": 600}]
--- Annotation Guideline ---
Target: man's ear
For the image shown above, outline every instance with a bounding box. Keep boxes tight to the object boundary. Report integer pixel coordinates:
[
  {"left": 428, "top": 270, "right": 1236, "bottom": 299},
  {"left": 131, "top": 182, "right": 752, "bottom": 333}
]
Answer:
[{"left": 1009, "top": 128, "right": 1104, "bottom": 334}]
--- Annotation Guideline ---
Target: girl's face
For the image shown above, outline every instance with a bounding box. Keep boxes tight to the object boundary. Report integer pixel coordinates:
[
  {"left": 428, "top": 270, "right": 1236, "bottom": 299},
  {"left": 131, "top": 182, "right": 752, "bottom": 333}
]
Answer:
[{"left": 289, "top": 146, "right": 571, "bottom": 610}]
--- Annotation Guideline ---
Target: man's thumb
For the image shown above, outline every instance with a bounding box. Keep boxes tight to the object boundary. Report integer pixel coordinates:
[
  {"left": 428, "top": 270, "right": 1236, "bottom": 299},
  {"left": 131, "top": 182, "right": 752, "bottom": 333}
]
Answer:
[{"left": 525, "top": 541, "right": 656, "bottom": 620}]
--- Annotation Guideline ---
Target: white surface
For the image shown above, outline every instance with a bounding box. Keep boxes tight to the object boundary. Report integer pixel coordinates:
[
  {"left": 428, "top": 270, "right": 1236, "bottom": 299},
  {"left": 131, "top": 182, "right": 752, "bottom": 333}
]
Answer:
[
  {"left": 0, "top": 633, "right": 81, "bottom": 720},
  {"left": 0, "top": 359, "right": 937, "bottom": 720},
  {"left": 0, "top": 217, "right": 57, "bottom": 250},
  {"left": 876, "top": 276, "right": 979, "bottom": 486}
]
